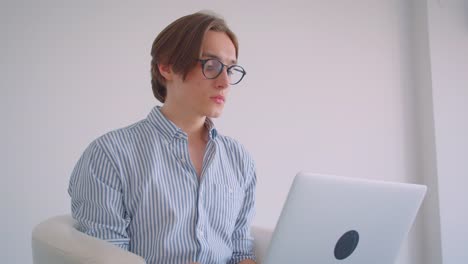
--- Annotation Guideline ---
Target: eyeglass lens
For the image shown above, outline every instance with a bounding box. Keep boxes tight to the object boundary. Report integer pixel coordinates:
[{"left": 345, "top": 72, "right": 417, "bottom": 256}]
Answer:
[{"left": 202, "top": 59, "right": 245, "bottom": 85}]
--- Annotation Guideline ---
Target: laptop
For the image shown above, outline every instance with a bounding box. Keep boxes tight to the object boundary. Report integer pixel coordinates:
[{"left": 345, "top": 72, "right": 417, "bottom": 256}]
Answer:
[{"left": 262, "top": 172, "right": 427, "bottom": 264}]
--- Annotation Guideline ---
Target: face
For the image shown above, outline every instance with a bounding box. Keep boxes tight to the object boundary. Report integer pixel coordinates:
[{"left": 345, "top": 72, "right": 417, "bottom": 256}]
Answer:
[{"left": 165, "top": 30, "right": 237, "bottom": 119}]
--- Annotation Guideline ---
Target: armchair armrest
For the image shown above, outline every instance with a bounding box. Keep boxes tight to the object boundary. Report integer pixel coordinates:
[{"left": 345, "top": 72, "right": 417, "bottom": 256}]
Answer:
[
  {"left": 252, "top": 225, "right": 273, "bottom": 263},
  {"left": 32, "top": 214, "right": 145, "bottom": 264}
]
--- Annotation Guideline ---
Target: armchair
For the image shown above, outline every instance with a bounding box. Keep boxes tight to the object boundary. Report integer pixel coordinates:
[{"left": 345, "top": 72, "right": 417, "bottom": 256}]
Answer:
[{"left": 31, "top": 215, "right": 273, "bottom": 264}]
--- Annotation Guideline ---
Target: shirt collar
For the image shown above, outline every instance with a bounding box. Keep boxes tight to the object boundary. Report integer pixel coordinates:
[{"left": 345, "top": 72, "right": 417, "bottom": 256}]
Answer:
[{"left": 147, "top": 106, "right": 218, "bottom": 142}]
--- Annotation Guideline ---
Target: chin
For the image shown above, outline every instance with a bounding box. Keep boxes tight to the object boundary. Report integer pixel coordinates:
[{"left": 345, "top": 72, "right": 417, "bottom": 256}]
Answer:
[
  {"left": 205, "top": 107, "right": 224, "bottom": 118},
  {"left": 207, "top": 111, "right": 223, "bottom": 118}
]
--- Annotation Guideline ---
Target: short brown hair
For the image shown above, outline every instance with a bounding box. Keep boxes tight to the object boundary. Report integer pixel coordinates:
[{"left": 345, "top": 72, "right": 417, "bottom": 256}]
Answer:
[{"left": 150, "top": 11, "right": 239, "bottom": 103}]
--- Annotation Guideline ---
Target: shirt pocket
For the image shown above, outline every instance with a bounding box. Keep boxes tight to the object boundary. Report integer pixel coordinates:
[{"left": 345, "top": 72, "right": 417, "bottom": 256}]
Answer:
[{"left": 206, "top": 183, "right": 244, "bottom": 232}]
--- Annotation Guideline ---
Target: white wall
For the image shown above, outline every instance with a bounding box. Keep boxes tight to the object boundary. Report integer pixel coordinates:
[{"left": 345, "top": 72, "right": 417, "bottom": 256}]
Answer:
[
  {"left": 426, "top": 0, "right": 468, "bottom": 262},
  {"left": 410, "top": 0, "right": 443, "bottom": 263},
  {"left": 2, "top": 0, "right": 459, "bottom": 263}
]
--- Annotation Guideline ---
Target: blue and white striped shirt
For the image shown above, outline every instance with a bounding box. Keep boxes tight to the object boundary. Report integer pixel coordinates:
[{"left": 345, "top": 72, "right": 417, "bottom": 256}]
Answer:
[{"left": 68, "top": 106, "right": 256, "bottom": 264}]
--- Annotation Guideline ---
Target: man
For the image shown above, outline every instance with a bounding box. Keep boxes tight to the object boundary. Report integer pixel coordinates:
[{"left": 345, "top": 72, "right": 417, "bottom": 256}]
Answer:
[{"left": 68, "top": 11, "right": 256, "bottom": 264}]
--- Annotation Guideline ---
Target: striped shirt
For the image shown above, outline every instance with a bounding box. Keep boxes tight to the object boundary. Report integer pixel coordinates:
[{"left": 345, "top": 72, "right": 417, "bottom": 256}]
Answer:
[{"left": 68, "top": 106, "right": 256, "bottom": 264}]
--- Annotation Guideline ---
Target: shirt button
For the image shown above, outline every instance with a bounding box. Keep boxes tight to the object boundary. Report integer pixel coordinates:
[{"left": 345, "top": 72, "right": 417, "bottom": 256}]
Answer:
[{"left": 180, "top": 158, "right": 185, "bottom": 163}]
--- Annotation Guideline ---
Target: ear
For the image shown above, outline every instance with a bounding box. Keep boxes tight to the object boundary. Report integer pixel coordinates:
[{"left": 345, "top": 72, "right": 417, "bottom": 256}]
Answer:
[{"left": 158, "top": 64, "right": 174, "bottom": 81}]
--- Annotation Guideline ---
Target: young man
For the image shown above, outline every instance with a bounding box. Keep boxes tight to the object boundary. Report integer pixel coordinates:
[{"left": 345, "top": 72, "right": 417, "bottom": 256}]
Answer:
[{"left": 68, "top": 11, "right": 256, "bottom": 264}]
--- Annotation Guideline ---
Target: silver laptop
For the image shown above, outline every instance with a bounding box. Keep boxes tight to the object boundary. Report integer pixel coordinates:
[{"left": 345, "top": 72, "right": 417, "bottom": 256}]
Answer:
[{"left": 263, "top": 172, "right": 427, "bottom": 264}]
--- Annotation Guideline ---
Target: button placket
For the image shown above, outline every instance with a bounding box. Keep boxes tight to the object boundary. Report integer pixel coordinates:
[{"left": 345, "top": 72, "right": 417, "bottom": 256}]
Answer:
[{"left": 196, "top": 183, "right": 207, "bottom": 240}]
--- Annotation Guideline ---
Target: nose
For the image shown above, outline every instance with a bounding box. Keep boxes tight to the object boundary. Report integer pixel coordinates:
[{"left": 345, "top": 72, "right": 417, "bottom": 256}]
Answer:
[{"left": 215, "top": 67, "right": 230, "bottom": 89}]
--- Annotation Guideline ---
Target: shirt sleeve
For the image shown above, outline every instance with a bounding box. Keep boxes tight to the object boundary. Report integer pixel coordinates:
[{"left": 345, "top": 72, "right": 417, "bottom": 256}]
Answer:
[
  {"left": 229, "top": 159, "right": 257, "bottom": 264},
  {"left": 68, "top": 139, "right": 130, "bottom": 250}
]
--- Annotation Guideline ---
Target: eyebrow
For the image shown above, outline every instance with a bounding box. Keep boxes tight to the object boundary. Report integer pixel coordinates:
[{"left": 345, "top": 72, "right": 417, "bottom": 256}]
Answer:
[{"left": 201, "top": 52, "right": 237, "bottom": 65}]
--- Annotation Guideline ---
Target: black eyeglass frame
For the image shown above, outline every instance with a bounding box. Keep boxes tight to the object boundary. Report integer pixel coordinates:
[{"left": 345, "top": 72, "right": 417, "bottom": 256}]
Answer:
[{"left": 197, "top": 59, "right": 247, "bottom": 85}]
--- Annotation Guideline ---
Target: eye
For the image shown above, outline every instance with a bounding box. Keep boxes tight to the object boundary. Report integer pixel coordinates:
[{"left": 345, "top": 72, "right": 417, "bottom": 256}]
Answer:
[
  {"left": 204, "top": 60, "right": 221, "bottom": 72},
  {"left": 206, "top": 65, "right": 216, "bottom": 71}
]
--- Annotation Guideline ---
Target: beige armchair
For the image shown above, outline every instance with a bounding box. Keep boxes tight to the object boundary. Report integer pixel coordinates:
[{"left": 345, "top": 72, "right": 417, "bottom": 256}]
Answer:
[{"left": 31, "top": 215, "right": 273, "bottom": 264}]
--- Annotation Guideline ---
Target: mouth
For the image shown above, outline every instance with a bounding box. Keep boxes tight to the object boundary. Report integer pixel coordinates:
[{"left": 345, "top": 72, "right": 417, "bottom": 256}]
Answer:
[{"left": 210, "top": 95, "right": 225, "bottom": 104}]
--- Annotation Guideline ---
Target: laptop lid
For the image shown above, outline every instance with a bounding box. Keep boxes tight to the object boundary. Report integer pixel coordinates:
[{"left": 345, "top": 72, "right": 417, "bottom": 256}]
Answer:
[{"left": 263, "top": 172, "right": 427, "bottom": 264}]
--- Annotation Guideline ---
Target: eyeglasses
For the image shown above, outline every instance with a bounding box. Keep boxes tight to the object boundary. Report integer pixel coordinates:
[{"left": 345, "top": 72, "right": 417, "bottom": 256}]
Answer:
[{"left": 197, "top": 59, "right": 246, "bottom": 85}]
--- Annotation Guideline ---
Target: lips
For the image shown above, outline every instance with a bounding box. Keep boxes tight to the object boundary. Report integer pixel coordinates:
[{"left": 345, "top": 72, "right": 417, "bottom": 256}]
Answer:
[{"left": 210, "top": 95, "right": 225, "bottom": 104}]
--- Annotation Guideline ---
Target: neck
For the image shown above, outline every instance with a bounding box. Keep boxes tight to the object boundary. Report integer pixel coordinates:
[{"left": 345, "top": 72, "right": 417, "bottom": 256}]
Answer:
[{"left": 160, "top": 104, "right": 207, "bottom": 141}]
